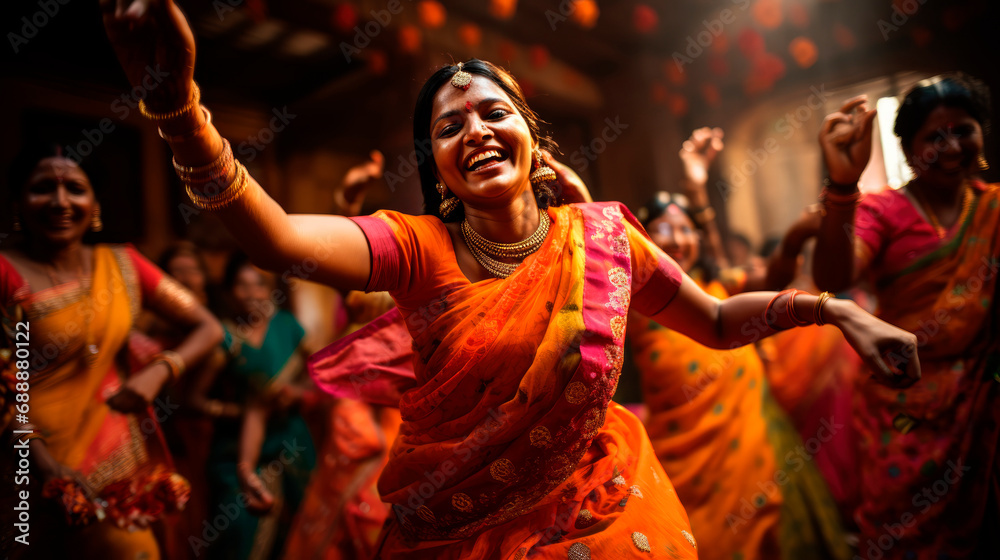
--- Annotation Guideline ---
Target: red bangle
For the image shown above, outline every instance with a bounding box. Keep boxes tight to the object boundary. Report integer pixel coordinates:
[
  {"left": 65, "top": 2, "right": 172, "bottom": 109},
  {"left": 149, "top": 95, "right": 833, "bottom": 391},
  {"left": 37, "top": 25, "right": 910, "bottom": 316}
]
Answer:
[
  {"left": 786, "top": 289, "right": 813, "bottom": 327},
  {"left": 764, "top": 289, "right": 795, "bottom": 330}
]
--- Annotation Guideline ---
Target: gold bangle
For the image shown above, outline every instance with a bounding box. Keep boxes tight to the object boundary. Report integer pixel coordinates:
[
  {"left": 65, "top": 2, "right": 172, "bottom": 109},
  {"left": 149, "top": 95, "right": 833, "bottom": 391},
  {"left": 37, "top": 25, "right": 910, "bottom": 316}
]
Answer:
[
  {"left": 158, "top": 349, "right": 186, "bottom": 381},
  {"left": 173, "top": 139, "right": 235, "bottom": 183},
  {"left": 814, "top": 291, "right": 833, "bottom": 326},
  {"left": 186, "top": 162, "right": 250, "bottom": 211},
  {"left": 159, "top": 106, "right": 212, "bottom": 143},
  {"left": 139, "top": 83, "right": 201, "bottom": 121}
]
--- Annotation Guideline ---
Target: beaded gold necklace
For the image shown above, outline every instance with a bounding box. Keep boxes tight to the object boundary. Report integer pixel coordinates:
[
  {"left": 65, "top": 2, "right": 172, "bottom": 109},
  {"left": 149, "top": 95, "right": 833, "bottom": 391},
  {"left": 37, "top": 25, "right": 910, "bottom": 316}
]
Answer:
[{"left": 460, "top": 212, "right": 551, "bottom": 278}]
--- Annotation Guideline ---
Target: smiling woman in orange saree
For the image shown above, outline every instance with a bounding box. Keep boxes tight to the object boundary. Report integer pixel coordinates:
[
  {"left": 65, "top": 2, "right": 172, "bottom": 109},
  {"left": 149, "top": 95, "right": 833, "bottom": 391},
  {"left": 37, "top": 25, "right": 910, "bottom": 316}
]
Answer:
[{"left": 101, "top": 5, "right": 923, "bottom": 557}]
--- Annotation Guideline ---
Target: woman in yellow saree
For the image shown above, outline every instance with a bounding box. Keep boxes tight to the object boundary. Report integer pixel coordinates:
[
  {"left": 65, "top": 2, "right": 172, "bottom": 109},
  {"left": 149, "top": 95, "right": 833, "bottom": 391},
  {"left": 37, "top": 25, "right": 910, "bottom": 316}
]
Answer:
[
  {"left": 0, "top": 143, "right": 222, "bottom": 558},
  {"left": 102, "top": 4, "right": 921, "bottom": 557}
]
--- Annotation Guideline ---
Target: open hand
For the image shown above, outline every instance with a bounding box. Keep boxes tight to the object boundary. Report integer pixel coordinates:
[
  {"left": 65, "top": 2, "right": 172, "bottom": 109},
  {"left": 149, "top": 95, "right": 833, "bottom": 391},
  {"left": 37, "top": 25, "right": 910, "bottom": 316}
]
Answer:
[
  {"left": 237, "top": 463, "right": 275, "bottom": 515},
  {"left": 826, "top": 299, "right": 920, "bottom": 388},
  {"left": 819, "top": 96, "right": 878, "bottom": 186},
  {"left": 100, "top": 0, "right": 196, "bottom": 111}
]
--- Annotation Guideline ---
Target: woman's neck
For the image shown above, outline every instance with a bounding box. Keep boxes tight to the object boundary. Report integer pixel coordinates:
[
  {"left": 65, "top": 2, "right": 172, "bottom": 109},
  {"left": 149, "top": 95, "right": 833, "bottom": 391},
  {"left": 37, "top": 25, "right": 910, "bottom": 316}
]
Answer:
[
  {"left": 909, "top": 176, "right": 968, "bottom": 209},
  {"left": 462, "top": 190, "right": 541, "bottom": 244},
  {"left": 22, "top": 239, "right": 89, "bottom": 274}
]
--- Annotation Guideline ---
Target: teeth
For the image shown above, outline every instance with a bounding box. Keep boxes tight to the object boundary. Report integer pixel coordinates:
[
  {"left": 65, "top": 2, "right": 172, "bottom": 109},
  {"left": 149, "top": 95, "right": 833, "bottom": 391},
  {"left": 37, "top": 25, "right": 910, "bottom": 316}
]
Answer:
[{"left": 467, "top": 150, "right": 501, "bottom": 169}]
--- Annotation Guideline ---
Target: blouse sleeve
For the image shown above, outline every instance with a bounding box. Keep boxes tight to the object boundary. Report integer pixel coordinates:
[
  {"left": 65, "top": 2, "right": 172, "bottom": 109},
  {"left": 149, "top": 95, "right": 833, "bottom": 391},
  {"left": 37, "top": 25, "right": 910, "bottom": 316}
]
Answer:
[
  {"left": 623, "top": 217, "right": 685, "bottom": 318},
  {"left": 123, "top": 244, "right": 165, "bottom": 303},
  {"left": 0, "top": 255, "right": 27, "bottom": 308},
  {"left": 853, "top": 192, "right": 891, "bottom": 269},
  {"left": 349, "top": 211, "right": 450, "bottom": 304}
]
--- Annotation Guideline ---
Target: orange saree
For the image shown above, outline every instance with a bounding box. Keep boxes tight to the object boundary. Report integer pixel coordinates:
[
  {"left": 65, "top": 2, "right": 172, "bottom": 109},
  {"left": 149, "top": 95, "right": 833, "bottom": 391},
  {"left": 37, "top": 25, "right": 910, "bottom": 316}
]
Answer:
[
  {"left": 311, "top": 203, "right": 699, "bottom": 559},
  {"left": 848, "top": 183, "right": 1000, "bottom": 558},
  {"left": 630, "top": 279, "right": 849, "bottom": 560}
]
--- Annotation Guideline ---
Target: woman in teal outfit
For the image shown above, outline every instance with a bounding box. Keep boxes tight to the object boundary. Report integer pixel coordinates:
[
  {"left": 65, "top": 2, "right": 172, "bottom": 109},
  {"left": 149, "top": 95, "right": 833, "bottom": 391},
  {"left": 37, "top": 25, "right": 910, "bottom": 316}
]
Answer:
[{"left": 197, "top": 253, "right": 316, "bottom": 560}]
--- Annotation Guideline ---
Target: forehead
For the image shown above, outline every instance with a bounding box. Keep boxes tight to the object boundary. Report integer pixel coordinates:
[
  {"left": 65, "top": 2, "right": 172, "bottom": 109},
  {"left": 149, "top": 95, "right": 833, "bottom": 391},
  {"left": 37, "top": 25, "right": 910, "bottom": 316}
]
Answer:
[
  {"left": 30, "top": 157, "right": 89, "bottom": 181},
  {"left": 431, "top": 75, "right": 514, "bottom": 119},
  {"left": 651, "top": 206, "right": 693, "bottom": 227},
  {"left": 915, "top": 105, "right": 978, "bottom": 132}
]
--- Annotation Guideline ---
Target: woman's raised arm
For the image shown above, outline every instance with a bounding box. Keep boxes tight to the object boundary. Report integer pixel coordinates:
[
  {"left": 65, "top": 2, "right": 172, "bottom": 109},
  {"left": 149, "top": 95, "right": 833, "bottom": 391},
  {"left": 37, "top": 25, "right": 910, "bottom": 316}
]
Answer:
[{"left": 101, "top": 0, "right": 372, "bottom": 291}]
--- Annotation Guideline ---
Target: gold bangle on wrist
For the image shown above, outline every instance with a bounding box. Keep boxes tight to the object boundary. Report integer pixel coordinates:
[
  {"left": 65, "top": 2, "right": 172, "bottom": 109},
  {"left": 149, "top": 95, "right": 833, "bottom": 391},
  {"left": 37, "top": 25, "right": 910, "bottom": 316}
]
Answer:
[
  {"left": 159, "top": 106, "right": 212, "bottom": 143},
  {"left": 173, "top": 139, "right": 235, "bottom": 183},
  {"left": 814, "top": 291, "right": 833, "bottom": 326},
  {"left": 139, "top": 83, "right": 201, "bottom": 121},
  {"left": 186, "top": 161, "right": 250, "bottom": 211}
]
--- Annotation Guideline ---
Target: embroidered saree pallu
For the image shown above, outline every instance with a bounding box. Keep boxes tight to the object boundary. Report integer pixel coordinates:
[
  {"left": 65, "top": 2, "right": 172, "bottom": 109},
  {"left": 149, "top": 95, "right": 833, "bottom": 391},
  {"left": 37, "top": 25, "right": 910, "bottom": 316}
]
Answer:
[{"left": 311, "top": 203, "right": 699, "bottom": 559}]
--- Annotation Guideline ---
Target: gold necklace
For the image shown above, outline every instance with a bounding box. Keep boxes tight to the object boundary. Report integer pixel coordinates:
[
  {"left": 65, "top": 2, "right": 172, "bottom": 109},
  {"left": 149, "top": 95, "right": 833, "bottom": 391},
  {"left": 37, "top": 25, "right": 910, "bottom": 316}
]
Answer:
[
  {"left": 460, "top": 212, "right": 550, "bottom": 278},
  {"left": 909, "top": 183, "right": 973, "bottom": 239}
]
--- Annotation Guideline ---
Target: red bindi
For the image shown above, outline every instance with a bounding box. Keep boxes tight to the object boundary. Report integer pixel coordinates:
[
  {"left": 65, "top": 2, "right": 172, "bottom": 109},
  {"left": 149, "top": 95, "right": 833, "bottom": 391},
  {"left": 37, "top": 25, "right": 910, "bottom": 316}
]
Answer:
[{"left": 465, "top": 101, "right": 474, "bottom": 113}]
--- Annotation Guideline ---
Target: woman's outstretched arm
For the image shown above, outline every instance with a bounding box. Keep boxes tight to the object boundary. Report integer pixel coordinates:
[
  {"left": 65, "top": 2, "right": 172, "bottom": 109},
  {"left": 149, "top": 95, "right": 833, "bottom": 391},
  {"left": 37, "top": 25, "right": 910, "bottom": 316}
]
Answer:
[
  {"left": 101, "top": 0, "right": 372, "bottom": 291},
  {"left": 651, "top": 275, "right": 920, "bottom": 387}
]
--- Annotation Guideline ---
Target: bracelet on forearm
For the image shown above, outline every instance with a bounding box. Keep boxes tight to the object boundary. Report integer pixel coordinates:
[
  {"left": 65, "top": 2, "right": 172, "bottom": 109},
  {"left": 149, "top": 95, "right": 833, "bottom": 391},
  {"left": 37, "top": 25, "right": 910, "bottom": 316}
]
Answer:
[
  {"left": 822, "top": 177, "right": 860, "bottom": 193},
  {"left": 786, "top": 289, "right": 813, "bottom": 327},
  {"left": 139, "top": 83, "right": 201, "bottom": 121},
  {"left": 159, "top": 106, "right": 212, "bottom": 143},
  {"left": 173, "top": 138, "right": 235, "bottom": 185},
  {"left": 814, "top": 291, "right": 833, "bottom": 326},
  {"left": 151, "top": 350, "right": 186, "bottom": 382},
  {"left": 820, "top": 187, "right": 863, "bottom": 210},
  {"left": 185, "top": 161, "right": 250, "bottom": 211}
]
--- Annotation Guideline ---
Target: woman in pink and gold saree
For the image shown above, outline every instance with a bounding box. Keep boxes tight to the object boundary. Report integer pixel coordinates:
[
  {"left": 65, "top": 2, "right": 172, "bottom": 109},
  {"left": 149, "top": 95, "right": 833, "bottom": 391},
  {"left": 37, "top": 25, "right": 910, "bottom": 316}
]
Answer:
[
  {"left": 814, "top": 74, "right": 1000, "bottom": 558},
  {"left": 102, "top": 5, "right": 922, "bottom": 556}
]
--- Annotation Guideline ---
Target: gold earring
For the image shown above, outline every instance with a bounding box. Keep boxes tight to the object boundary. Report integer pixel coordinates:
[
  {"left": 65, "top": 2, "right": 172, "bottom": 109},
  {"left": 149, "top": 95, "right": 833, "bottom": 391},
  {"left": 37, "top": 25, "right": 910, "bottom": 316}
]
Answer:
[
  {"left": 437, "top": 183, "right": 459, "bottom": 217},
  {"left": 12, "top": 215, "right": 21, "bottom": 231},
  {"left": 91, "top": 210, "right": 103, "bottom": 232},
  {"left": 530, "top": 149, "right": 556, "bottom": 185},
  {"left": 979, "top": 153, "right": 990, "bottom": 171}
]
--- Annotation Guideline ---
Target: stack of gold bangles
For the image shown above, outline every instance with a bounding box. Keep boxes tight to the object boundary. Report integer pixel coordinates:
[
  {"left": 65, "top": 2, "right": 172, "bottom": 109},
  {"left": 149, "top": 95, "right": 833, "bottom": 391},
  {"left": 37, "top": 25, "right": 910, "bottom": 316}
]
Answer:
[{"left": 140, "top": 82, "right": 249, "bottom": 211}]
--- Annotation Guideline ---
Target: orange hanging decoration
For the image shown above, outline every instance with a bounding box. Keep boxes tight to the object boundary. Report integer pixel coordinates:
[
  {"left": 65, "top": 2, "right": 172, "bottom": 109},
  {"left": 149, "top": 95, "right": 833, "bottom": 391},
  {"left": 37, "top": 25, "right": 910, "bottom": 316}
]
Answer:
[
  {"left": 331, "top": 3, "right": 358, "bottom": 33},
  {"left": 458, "top": 23, "right": 482, "bottom": 48},
  {"left": 570, "top": 0, "right": 600, "bottom": 29},
  {"left": 633, "top": 4, "right": 658, "bottom": 34},
  {"left": 789, "top": 37, "right": 818, "bottom": 69},
  {"left": 752, "top": 0, "right": 783, "bottom": 30},
  {"left": 398, "top": 24, "right": 422, "bottom": 53},
  {"left": 417, "top": 1, "right": 446, "bottom": 29},
  {"left": 489, "top": 0, "right": 517, "bottom": 21}
]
